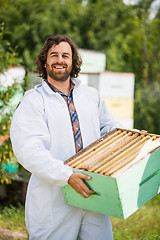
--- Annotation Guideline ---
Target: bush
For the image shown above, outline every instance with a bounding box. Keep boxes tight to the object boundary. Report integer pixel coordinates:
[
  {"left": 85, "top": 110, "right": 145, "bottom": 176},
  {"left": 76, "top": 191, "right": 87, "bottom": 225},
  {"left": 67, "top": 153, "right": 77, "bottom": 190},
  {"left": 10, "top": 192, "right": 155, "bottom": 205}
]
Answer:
[
  {"left": 134, "top": 81, "right": 160, "bottom": 135},
  {"left": 0, "top": 23, "right": 24, "bottom": 184}
]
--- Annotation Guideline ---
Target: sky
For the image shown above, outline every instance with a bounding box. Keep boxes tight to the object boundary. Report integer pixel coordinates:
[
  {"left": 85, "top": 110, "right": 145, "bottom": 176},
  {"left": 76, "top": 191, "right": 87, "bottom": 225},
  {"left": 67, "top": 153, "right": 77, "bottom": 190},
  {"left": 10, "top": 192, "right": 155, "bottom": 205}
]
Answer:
[
  {"left": 123, "top": 0, "right": 139, "bottom": 4},
  {"left": 123, "top": 0, "right": 160, "bottom": 6},
  {"left": 123, "top": 0, "right": 160, "bottom": 18}
]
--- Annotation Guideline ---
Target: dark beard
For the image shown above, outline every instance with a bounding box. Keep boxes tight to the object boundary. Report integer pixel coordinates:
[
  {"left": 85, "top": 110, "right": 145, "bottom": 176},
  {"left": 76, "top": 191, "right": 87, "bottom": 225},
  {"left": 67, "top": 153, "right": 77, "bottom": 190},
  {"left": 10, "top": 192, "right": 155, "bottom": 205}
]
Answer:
[{"left": 48, "top": 69, "right": 71, "bottom": 82}]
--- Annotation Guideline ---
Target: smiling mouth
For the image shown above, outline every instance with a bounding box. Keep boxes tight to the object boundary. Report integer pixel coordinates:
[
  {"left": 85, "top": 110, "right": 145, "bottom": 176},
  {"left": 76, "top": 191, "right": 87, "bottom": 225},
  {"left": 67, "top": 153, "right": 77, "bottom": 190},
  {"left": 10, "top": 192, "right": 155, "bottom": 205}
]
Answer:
[{"left": 53, "top": 65, "right": 66, "bottom": 69}]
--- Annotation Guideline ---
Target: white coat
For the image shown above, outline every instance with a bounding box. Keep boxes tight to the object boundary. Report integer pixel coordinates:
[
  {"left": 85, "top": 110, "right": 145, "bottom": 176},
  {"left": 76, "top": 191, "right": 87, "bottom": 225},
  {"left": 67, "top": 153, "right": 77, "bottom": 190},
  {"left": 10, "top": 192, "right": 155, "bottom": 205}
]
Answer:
[{"left": 10, "top": 79, "right": 122, "bottom": 240}]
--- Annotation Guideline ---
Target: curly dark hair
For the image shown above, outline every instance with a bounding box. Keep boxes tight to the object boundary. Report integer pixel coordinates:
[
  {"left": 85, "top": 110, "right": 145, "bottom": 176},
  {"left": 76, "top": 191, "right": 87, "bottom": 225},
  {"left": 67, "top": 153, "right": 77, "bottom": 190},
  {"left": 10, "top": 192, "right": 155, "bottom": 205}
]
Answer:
[{"left": 36, "top": 35, "right": 82, "bottom": 79}]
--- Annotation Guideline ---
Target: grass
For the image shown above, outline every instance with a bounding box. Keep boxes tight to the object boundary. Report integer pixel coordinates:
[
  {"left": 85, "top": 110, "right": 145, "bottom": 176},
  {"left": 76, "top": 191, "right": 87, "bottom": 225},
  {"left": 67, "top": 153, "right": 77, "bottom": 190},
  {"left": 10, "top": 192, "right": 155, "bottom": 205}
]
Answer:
[
  {"left": 0, "top": 194, "right": 160, "bottom": 240},
  {"left": 0, "top": 203, "right": 28, "bottom": 238},
  {"left": 111, "top": 194, "right": 160, "bottom": 240}
]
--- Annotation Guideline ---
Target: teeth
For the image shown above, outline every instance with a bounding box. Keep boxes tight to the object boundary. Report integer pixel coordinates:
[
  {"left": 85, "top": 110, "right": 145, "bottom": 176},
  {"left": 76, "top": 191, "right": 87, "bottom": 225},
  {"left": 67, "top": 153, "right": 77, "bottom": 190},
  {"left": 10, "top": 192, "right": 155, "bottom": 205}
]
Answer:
[{"left": 54, "top": 66, "right": 64, "bottom": 69}]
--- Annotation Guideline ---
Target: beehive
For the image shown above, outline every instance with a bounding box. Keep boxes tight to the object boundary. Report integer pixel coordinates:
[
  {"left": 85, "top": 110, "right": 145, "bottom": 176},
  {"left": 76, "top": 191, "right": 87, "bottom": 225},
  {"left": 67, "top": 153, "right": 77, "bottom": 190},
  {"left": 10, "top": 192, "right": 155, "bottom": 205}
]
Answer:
[{"left": 63, "top": 128, "right": 160, "bottom": 219}]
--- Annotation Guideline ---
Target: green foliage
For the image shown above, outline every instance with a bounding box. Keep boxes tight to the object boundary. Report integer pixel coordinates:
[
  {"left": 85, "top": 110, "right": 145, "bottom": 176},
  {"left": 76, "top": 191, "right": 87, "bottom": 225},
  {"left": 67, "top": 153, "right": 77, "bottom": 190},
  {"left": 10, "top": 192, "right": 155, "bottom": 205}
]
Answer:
[
  {"left": 0, "top": 0, "right": 159, "bottom": 82},
  {"left": 0, "top": 23, "right": 23, "bottom": 184},
  {"left": 0, "top": 23, "right": 22, "bottom": 72},
  {"left": 0, "top": 86, "right": 20, "bottom": 184},
  {"left": 0, "top": 0, "right": 159, "bottom": 132},
  {"left": 0, "top": 0, "right": 84, "bottom": 71},
  {"left": 134, "top": 81, "right": 160, "bottom": 134}
]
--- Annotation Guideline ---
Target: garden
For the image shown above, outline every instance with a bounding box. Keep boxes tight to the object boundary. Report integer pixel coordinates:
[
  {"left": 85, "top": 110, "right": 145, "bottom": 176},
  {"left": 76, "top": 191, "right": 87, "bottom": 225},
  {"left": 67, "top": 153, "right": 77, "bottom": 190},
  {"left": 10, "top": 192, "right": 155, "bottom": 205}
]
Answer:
[{"left": 0, "top": 0, "right": 160, "bottom": 239}]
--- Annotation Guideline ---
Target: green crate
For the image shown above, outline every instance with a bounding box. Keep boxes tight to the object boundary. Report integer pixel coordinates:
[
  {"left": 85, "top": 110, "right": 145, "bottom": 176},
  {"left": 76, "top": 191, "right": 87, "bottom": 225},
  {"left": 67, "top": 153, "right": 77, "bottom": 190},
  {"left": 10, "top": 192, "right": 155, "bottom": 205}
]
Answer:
[{"left": 63, "top": 130, "right": 160, "bottom": 219}]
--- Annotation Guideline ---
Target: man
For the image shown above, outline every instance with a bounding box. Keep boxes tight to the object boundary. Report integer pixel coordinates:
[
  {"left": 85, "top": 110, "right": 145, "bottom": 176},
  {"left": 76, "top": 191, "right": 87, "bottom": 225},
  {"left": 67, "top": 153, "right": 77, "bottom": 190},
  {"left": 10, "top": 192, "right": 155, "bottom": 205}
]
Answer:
[{"left": 10, "top": 35, "right": 122, "bottom": 240}]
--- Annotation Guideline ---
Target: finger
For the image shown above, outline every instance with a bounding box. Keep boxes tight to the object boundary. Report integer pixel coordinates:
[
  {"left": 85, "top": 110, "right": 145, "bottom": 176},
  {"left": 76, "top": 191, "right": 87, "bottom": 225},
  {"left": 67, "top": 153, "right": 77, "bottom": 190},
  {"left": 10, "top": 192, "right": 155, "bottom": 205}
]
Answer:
[
  {"left": 80, "top": 181, "right": 95, "bottom": 195},
  {"left": 80, "top": 174, "right": 95, "bottom": 195},
  {"left": 81, "top": 190, "right": 93, "bottom": 198},
  {"left": 68, "top": 172, "right": 95, "bottom": 198},
  {"left": 141, "top": 130, "right": 148, "bottom": 133},
  {"left": 81, "top": 191, "right": 90, "bottom": 198},
  {"left": 79, "top": 173, "right": 92, "bottom": 180}
]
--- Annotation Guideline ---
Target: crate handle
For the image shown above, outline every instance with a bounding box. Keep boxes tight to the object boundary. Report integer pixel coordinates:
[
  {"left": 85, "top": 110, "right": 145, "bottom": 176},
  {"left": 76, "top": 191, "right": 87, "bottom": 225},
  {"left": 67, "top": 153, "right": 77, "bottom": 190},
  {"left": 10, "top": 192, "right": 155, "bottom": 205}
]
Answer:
[
  {"left": 83, "top": 180, "right": 101, "bottom": 196},
  {"left": 139, "top": 169, "right": 160, "bottom": 187}
]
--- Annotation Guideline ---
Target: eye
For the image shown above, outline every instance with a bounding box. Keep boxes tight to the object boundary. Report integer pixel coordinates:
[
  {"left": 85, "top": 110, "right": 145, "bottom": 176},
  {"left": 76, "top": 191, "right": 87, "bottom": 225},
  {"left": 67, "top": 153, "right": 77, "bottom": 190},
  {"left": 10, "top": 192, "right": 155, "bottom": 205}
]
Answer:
[
  {"left": 52, "top": 54, "right": 58, "bottom": 57},
  {"left": 63, "top": 55, "right": 69, "bottom": 59}
]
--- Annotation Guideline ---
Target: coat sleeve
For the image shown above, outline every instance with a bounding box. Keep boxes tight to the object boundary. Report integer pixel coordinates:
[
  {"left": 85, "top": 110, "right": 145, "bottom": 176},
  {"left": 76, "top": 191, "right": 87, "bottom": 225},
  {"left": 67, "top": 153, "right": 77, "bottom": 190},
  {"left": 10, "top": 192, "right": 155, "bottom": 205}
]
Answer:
[
  {"left": 10, "top": 92, "right": 73, "bottom": 186},
  {"left": 98, "top": 92, "right": 123, "bottom": 136}
]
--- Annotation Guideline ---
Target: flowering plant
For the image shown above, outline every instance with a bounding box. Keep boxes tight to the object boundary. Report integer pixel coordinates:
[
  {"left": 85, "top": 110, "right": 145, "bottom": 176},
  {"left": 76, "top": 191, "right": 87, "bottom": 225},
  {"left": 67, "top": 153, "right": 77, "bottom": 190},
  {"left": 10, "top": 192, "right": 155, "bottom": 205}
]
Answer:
[{"left": 0, "top": 23, "right": 24, "bottom": 184}]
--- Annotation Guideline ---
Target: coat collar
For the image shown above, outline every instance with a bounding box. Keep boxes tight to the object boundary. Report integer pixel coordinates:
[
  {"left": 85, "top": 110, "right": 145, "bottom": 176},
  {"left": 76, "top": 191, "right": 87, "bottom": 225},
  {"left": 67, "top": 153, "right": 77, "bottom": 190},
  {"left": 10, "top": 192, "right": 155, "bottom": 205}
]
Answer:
[{"left": 39, "top": 78, "right": 81, "bottom": 95}]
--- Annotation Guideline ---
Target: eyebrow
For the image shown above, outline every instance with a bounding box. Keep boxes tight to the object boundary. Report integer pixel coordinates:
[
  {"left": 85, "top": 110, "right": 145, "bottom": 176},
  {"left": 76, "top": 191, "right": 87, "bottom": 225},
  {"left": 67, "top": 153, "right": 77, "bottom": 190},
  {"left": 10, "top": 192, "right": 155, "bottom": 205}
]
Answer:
[{"left": 50, "top": 51, "right": 70, "bottom": 56}]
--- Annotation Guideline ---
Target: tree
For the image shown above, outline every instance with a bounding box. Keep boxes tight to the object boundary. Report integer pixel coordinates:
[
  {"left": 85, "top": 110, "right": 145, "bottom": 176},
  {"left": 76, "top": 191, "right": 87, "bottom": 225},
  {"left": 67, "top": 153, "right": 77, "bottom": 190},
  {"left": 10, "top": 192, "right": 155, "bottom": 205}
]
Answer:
[
  {"left": 0, "top": 0, "right": 84, "bottom": 70},
  {"left": 0, "top": 0, "right": 160, "bottom": 134}
]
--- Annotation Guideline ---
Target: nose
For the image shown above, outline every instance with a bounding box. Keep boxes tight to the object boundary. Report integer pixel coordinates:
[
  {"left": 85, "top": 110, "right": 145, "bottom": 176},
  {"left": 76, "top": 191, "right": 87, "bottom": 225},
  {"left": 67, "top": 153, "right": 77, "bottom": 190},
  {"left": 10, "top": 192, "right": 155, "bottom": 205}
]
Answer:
[{"left": 57, "top": 54, "right": 64, "bottom": 63}]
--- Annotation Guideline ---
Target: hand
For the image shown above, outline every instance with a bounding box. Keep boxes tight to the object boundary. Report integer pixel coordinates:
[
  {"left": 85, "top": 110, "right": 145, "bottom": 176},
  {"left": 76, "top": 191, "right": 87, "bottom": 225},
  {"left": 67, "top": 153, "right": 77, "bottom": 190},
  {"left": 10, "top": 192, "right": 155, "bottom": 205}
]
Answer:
[{"left": 68, "top": 172, "right": 95, "bottom": 198}]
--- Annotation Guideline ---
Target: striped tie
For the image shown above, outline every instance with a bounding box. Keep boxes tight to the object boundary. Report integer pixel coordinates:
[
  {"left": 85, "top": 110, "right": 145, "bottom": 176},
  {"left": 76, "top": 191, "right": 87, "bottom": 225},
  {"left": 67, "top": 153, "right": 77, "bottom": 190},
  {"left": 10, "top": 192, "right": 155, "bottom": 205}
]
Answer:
[
  {"left": 68, "top": 90, "right": 83, "bottom": 153},
  {"left": 45, "top": 79, "right": 83, "bottom": 153}
]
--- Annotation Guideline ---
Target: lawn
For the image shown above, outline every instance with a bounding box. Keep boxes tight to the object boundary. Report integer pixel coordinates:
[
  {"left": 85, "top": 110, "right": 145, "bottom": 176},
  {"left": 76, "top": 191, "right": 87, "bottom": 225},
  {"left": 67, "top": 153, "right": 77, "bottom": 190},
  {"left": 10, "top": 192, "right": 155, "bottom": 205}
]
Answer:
[
  {"left": 0, "top": 194, "right": 160, "bottom": 240},
  {"left": 111, "top": 194, "right": 160, "bottom": 240}
]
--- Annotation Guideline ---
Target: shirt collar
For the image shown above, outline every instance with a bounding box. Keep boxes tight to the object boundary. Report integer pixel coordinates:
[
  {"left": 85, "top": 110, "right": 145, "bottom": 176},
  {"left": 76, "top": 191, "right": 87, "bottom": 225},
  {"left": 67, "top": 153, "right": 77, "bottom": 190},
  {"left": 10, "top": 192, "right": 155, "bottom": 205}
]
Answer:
[
  {"left": 44, "top": 79, "right": 75, "bottom": 97},
  {"left": 41, "top": 77, "right": 81, "bottom": 96}
]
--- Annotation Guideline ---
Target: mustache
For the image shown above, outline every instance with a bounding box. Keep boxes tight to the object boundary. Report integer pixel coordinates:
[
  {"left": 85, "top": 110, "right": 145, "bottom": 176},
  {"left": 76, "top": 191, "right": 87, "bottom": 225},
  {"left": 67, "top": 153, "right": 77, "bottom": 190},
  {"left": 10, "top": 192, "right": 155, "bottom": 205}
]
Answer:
[{"left": 51, "top": 63, "right": 67, "bottom": 68}]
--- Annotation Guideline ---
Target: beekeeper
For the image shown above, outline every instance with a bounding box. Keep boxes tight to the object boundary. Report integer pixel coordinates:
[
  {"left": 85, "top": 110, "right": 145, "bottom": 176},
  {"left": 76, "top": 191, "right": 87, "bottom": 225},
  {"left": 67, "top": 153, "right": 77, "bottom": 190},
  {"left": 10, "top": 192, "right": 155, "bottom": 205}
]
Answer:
[{"left": 10, "top": 35, "right": 122, "bottom": 240}]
